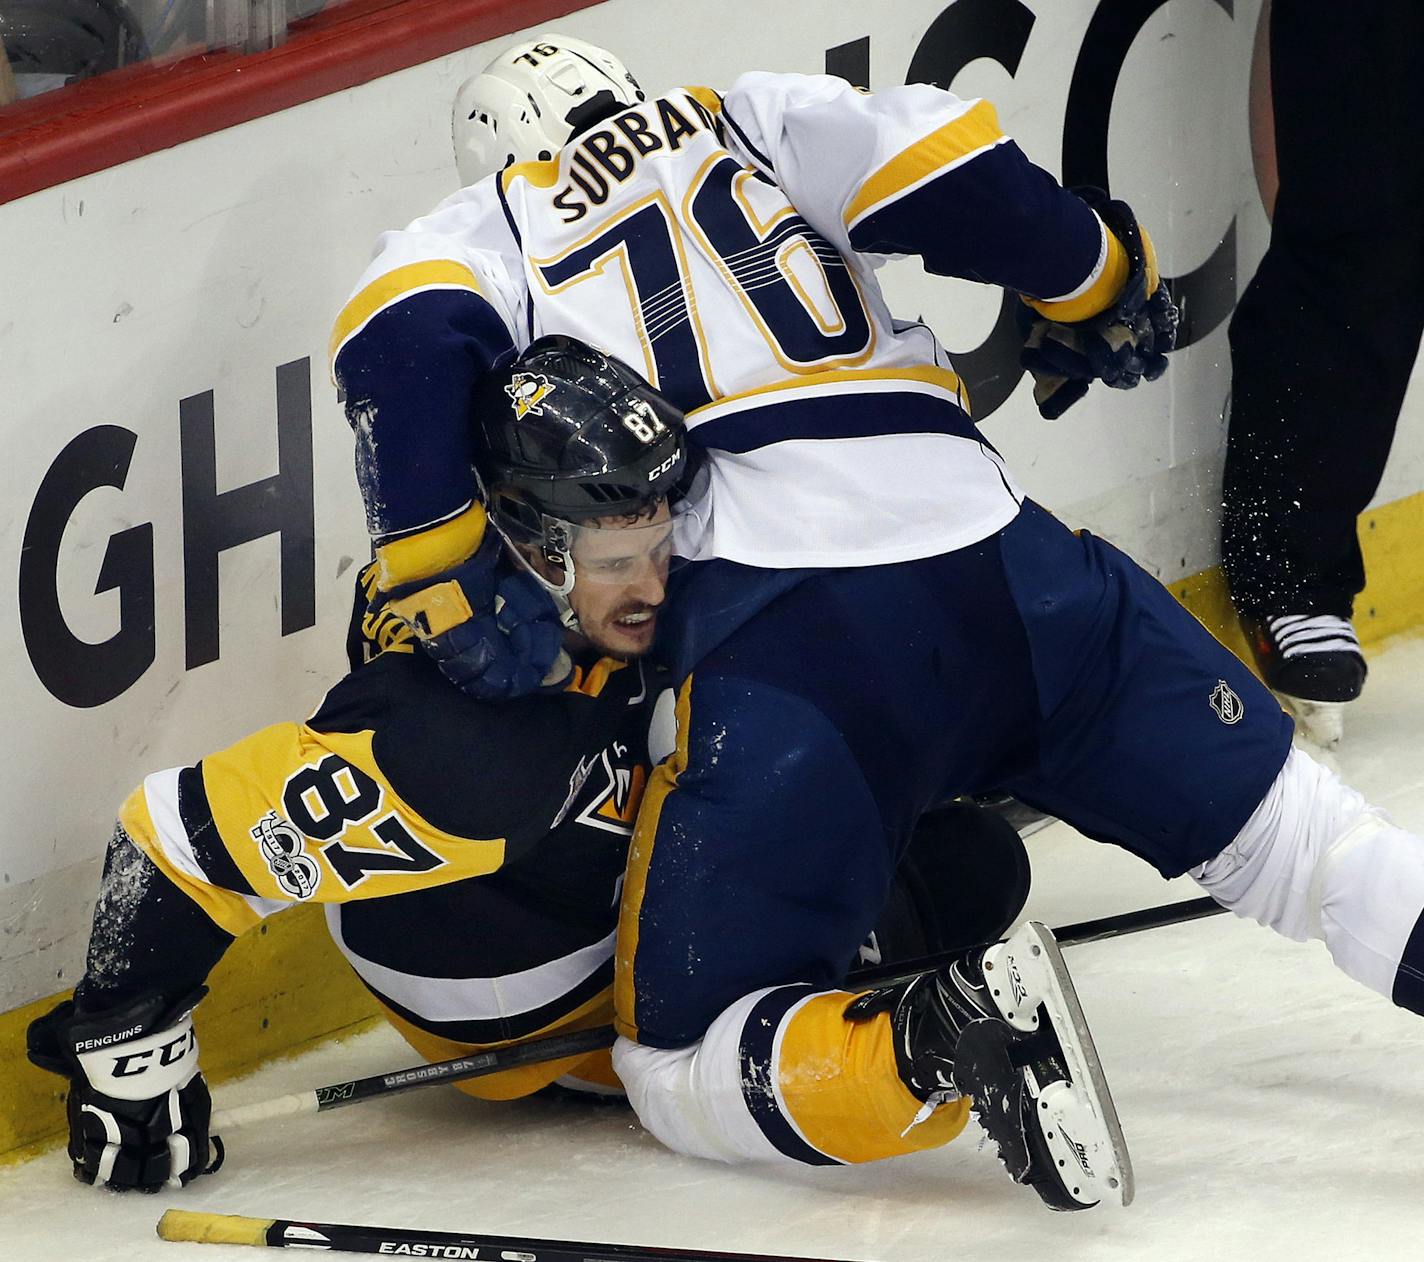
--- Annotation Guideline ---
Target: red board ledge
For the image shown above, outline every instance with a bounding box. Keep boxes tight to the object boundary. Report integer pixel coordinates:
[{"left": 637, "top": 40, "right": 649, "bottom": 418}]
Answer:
[{"left": 0, "top": 0, "right": 598, "bottom": 207}]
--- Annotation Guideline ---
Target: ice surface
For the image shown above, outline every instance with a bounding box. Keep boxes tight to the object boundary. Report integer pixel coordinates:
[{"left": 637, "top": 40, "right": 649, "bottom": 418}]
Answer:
[{"left": 5, "top": 637, "right": 1424, "bottom": 1262}]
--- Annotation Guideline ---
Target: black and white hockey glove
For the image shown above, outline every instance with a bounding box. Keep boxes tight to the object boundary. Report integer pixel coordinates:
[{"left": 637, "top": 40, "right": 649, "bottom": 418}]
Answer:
[
  {"left": 27, "top": 989, "right": 223, "bottom": 1192},
  {"left": 1017, "top": 188, "right": 1179, "bottom": 419}
]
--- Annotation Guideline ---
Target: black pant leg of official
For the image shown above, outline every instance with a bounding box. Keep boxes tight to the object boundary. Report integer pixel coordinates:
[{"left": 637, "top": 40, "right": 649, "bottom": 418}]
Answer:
[{"left": 1222, "top": 0, "right": 1424, "bottom": 619}]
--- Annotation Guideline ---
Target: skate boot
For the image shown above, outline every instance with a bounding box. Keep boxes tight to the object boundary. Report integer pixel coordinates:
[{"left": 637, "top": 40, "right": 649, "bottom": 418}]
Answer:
[
  {"left": 847, "top": 921, "right": 1132, "bottom": 1211},
  {"left": 1242, "top": 613, "right": 1366, "bottom": 747}
]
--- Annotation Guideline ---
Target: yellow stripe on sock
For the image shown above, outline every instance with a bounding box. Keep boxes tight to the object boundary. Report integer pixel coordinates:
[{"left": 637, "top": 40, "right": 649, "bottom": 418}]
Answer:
[{"left": 778, "top": 992, "right": 970, "bottom": 1163}]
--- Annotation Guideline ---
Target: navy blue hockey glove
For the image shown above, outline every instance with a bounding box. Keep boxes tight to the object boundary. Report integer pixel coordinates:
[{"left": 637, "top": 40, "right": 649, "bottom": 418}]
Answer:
[
  {"left": 379, "top": 530, "right": 572, "bottom": 700},
  {"left": 27, "top": 989, "right": 223, "bottom": 1192},
  {"left": 1017, "top": 188, "right": 1179, "bottom": 420}
]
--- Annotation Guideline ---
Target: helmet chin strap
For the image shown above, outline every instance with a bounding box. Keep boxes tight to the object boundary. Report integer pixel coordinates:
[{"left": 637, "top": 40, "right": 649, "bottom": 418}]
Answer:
[{"left": 490, "top": 520, "right": 583, "bottom": 633}]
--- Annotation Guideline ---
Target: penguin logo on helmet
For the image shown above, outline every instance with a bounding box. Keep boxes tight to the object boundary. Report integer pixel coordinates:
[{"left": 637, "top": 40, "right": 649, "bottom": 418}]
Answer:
[{"left": 506, "top": 373, "right": 556, "bottom": 420}]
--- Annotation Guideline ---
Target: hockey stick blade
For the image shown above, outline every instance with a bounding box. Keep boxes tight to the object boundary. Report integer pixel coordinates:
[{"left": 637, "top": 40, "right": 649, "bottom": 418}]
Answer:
[{"left": 157, "top": 1209, "right": 864, "bottom": 1262}]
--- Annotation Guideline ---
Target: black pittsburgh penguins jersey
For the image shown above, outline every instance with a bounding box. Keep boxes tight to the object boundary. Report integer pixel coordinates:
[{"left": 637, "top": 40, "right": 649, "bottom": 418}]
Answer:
[{"left": 113, "top": 645, "right": 660, "bottom": 1046}]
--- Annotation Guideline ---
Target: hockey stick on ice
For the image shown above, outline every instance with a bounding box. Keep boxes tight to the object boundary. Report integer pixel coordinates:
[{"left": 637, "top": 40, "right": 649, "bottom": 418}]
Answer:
[
  {"left": 157, "top": 1209, "right": 858, "bottom": 1262},
  {"left": 210, "top": 1025, "right": 616, "bottom": 1130},
  {"left": 211, "top": 895, "right": 1228, "bottom": 1132},
  {"left": 849, "top": 894, "right": 1227, "bottom": 988}
]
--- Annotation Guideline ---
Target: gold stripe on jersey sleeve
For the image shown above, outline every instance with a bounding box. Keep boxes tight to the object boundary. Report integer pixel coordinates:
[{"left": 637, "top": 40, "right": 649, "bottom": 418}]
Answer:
[
  {"left": 1024, "top": 222, "right": 1130, "bottom": 324},
  {"left": 380, "top": 985, "right": 618, "bottom": 1101},
  {"left": 375, "top": 502, "right": 488, "bottom": 591},
  {"left": 614, "top": 675, "right": 693, "bottom": 1041},
  {"left": 329, "top": 260, "right": 487, "bottom": 367},
  {"left": 777, "top": 991, "right": 971, "bottom": 1162},
  {"left": 683, "top": 85, "right": 723, "bottom": 115},
  {"left": 686, "top": 363, "right": 969, "bottom": 417},
  {"left": 119, "top": 785, "right": 263, "bottom": 939},
  {"left": 843, "top": 98, "right": 1006, "bottom": 230},
  {"left": 203, "top": 725, "right": 507, "bottom": 903}
]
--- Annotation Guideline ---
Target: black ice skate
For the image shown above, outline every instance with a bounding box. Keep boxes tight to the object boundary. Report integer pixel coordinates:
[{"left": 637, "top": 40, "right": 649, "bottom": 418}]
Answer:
[
  {"left": 1243, "top": 613, "right": 1367, "bottom": 747},
  {"left": 847, "top": 921, "right": 1132, "bottom": 1211}
]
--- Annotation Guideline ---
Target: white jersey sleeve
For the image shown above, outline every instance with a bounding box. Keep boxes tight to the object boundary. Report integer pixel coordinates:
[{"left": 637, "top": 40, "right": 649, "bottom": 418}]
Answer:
[
  {"left": 720, "top": 71, "right": 1117, "bottom": 309},
  {"left": 330, "top": 182, "right": 529, "bottom": 584}
]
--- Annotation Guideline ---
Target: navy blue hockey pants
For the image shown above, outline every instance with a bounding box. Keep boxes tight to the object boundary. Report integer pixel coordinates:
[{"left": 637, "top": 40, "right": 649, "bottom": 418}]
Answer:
[{"left": 616, "top": 501, "right": 1294, "bottom": 1048}]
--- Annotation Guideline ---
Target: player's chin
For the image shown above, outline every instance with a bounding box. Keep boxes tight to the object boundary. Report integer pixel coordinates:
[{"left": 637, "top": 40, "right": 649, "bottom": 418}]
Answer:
[{"left": 594, "top": 610, "right": 659, "bottom": 657}]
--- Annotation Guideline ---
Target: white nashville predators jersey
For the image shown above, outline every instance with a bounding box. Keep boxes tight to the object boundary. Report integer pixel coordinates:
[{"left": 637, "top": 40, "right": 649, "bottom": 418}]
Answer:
[{"left": 335, "top": 73, "right": 1121, "bottom": 570}]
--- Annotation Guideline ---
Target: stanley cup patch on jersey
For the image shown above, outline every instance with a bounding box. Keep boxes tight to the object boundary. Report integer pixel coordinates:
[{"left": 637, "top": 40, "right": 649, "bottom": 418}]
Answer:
[{"left": 250, "top": 811, "right": 322, "bottom": 899}]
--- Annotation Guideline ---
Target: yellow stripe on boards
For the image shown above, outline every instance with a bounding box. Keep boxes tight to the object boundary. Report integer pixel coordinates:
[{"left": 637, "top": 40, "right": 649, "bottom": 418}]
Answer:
[
  {"left": 1, "top": 904, "right": 381, "bottom": 1165},
  {"left": 615, "top": 676, "right": 693, "bottom": 1041},
  {"left": 777, "top": 992, "right": 969, "bottom": 1163},
  {"left": 1170, "top": 489, "right": 1424, "bottom": 670},
  {"left": 844, "top": 98, "right": 1005, "bottom": 229},
  {"left": 329, "top": 260, "right": 486, "bottom": 366}
]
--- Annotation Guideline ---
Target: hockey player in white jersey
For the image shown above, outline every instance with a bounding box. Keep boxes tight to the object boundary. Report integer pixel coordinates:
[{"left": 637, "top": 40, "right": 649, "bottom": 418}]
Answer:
[{"left": 330, "top": 34, "right": 1424, "bottom": 1211}]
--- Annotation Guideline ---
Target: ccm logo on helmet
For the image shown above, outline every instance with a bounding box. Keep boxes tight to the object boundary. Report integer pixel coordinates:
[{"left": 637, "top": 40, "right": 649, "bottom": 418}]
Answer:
[{"left": 647, "top": 453, "right": 679, "bottom": 481}]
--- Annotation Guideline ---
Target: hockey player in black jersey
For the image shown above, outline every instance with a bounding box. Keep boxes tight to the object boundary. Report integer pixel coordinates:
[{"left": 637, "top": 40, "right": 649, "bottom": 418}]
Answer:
[{"left": 24, "top": 336, "right": 1030, "bottom": 1195}]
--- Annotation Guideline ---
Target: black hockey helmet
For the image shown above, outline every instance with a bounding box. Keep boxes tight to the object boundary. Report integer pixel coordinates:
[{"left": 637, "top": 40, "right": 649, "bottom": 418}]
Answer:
[
  {"left": 471, "top": 336, "right": 706, "bottom": 583},
  {"left": 0, "top": 1, "right": 149, "bottom": 81}
]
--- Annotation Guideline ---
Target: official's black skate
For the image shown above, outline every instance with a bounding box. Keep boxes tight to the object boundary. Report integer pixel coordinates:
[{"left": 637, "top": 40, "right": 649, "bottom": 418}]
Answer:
[
  {"left": 1243, "top": 613, "right": 1366, "bottom": 746},
  {"left": 847, "top": 921, "right": 1132, "bottom": 1211}
]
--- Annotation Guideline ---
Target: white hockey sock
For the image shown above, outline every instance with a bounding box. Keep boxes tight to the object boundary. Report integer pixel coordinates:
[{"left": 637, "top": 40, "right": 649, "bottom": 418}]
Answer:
[
  {"left": 613, "top": 988, "right": 804, "bottom": 1164},
  {"left": 614, "top": 983, "right": 968, "bottom": 1165},
  {"left": 1192, "top": 746, "right": 1424, "bottom": 1003}
]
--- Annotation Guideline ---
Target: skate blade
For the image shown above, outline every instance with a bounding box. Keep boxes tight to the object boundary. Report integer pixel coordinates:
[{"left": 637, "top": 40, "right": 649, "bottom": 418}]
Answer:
[{"left": 983, "top": 921, "right": 1134, "bottom": 1207}]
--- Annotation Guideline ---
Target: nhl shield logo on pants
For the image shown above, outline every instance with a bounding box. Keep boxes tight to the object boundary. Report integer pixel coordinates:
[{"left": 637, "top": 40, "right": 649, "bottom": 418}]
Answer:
[{"left": 1210, "top": 680, "right": 1244, "bottom": 725}]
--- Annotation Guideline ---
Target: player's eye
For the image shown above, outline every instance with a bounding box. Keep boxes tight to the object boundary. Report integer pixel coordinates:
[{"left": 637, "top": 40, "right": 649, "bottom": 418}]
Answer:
[{"left": 588, "top": 556, "right": 632, "bottom": 574}]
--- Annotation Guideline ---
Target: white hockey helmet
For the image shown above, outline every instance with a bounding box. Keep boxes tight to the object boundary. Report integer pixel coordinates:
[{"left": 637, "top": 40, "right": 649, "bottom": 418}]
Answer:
[{"left": 453, "top": 33, "right": 645, "bottom": 187}]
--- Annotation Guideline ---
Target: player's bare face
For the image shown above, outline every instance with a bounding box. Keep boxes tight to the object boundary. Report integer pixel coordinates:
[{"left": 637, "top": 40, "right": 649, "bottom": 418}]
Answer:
[{"left": 567, "top": 504, "right": 672, "bottom": 657}]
